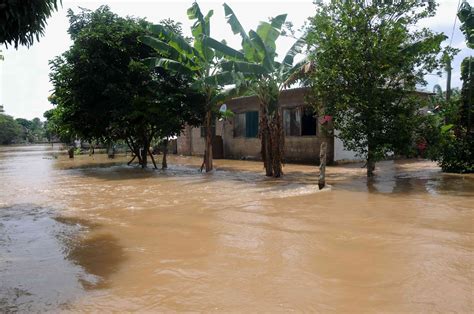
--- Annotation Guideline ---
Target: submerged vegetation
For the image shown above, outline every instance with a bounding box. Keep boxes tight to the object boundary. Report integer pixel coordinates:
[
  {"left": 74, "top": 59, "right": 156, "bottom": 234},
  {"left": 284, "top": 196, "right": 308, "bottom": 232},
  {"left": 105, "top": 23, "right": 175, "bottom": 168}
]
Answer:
[
  {"left": 305, "top": 0, "right": 445, "bottom": 177},
  {"left": 48, "top": 6, "right": 204, "bottom": 168},
  {"left": 39, "top": 0, "right": 472, "bottom": 176}
]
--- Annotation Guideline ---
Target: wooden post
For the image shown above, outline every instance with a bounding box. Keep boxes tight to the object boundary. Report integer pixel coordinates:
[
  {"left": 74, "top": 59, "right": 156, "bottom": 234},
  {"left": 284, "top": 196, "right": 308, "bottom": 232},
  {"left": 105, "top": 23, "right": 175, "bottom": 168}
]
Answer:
[
  {"left": 68, "top": 146, "right": 74, "bottom": 159},
  {"left": 318, "top": 141, "right": 327, "bottom": 190}
]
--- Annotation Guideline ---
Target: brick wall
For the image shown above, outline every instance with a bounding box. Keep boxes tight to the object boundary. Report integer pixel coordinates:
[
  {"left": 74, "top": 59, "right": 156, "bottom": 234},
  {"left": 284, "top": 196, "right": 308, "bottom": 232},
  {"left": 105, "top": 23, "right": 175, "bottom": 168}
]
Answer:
[{"left": 177, "top": 87, "right": 334, "bottom": 164}]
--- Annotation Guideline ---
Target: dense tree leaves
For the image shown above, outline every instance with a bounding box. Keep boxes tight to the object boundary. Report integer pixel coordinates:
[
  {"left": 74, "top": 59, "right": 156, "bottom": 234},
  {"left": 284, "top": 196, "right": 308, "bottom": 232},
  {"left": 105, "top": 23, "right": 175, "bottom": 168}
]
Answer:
[
  {"left": 15, "top": 117, "right": 45, "bottom": 142},
  {"left": 458, "top": 0, "right": 474, "bottom": 49},
  {"left": 49, "top": 6, "right": 204, "bottom": 167},
  {"left": 430, "top": 1, "right": 473, "bottom": 173},
  {"left": 140, "top": 2, "right": 246, "bottom": 172},
  {"left": 305, "top": 0, "right": 445, "bottom": 177},
  {"left": 0, "top": 114, "right": 21, "bottom": 144},
  {"left": 0, "top": 0, "right": 60, "bottom": 48}
]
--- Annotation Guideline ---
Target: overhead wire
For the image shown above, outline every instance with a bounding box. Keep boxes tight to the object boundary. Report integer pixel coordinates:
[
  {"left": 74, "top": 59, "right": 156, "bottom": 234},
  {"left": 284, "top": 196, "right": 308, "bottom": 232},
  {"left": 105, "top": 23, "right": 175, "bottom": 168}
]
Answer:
[{"left": 449, "top": 0, "right": 462, "bottom": 46}]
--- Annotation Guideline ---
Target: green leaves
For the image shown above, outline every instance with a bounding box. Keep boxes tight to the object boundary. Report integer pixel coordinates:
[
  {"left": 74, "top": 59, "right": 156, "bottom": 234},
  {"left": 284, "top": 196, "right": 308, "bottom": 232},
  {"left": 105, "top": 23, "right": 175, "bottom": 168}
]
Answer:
[
  {"left": 0, "top": 0, "right": 61, "bottom": 48},
  {"left": 256, "top": 14, "right": 287, "bottom": 53},
  {"left": 202, "top": 36, "right": 246, "bottom": 61},
  {"left": 148, "top": 24, "right": 203, "bottom": 61},
  {"left": 457, "top": 1, "right": 474, "bottom": 49},
  {"left": 305, "top": 0, "right": 445, "bottom": 174},
  {"left": 441, "top": 124, "right": 454, "bottom": 134},
  {"left": 220, "top": 61, "right": 267, "bottom": 75},
  {"left": 282, "top": 37, "right": 306, "bottom": 68},
  {"left": 223, "top": 3, "right": 249, "bottom": 41},
  {"left": 202, "top": 71, "right": 236, "bottom": 86},
  {"left": 146, "top": 57, "right": 198, "bottom": 77}
]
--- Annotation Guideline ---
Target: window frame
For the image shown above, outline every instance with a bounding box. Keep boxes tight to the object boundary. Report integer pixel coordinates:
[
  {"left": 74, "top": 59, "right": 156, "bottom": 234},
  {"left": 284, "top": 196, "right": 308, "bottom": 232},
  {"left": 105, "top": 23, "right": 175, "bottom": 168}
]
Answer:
[{"left": 283, "top": 106, "right": 317, "bottom": 137}]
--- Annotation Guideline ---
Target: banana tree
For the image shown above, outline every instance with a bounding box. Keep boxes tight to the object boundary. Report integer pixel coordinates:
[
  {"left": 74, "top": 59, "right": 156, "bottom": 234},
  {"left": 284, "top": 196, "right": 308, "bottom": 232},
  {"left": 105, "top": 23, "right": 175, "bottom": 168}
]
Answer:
[
  {"left": 139, "top": 2, "right": 245, "bottom": 172},
  {"left": 205, "top": 3, "right": 306, "bottom": 177}
]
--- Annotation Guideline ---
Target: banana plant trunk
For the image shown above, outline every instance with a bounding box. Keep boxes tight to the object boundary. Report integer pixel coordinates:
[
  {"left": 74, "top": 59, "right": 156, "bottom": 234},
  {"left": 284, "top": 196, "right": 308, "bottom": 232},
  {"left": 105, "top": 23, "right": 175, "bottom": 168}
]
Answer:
[
  {"left": 259, "top": 104, "right": 273, "bottom": 177},
  {"left": 259, "top": 99, "right": 284, "bottom": 178},
  {"left": 204, "top": 110, "right": 213, "bottom": 172},
  {"left": 269, "top": 109, "right": 284, "bottom": 178}
]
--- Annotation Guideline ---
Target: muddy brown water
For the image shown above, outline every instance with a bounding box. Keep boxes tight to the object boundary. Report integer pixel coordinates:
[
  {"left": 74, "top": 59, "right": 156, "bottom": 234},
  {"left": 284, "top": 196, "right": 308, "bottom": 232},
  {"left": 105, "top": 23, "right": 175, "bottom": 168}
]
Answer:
[{"left": 0, "top": 145, "right": 472, "bottom": 312}]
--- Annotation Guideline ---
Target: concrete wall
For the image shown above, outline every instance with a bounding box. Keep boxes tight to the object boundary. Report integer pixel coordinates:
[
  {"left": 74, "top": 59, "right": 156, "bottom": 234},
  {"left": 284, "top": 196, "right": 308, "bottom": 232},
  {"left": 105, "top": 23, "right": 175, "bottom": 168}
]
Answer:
[
  {"left": 177, "top": 87, "right": 334, "bottom": 164},
  {"left": 333, "top": 130, "right": 363, "bottom": 162}
]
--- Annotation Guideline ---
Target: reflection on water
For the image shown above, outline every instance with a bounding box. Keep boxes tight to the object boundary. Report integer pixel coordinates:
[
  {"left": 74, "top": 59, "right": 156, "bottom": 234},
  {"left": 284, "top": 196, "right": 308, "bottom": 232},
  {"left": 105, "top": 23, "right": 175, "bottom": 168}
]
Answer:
[
  {"left": 0, "top": 145, "right": 473, "bottom": 312},
  {"left": 0, "top": 205, "right": 123, "bottom": 312}
]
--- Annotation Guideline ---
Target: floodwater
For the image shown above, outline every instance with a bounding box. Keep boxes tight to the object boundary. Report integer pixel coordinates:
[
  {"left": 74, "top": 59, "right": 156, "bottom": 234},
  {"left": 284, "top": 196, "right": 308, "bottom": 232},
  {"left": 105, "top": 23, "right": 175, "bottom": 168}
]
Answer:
[{"left": 0, "top": 145, "right": 473, "bottom": 312}]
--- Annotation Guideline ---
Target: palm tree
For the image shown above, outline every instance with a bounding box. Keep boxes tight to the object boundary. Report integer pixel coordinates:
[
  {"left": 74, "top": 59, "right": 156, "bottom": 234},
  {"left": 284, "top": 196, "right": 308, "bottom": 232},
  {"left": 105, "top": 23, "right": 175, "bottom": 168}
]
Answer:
[{"left": 139, "top": 2, "right": 246, "bottom": 172}]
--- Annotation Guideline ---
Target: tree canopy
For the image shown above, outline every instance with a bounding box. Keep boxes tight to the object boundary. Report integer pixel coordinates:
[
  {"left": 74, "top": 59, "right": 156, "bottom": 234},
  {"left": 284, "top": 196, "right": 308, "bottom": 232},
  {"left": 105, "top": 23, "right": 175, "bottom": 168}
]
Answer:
[
  {"left": 139, "top": 2, "right": 247, "bottom": 172},
  {"left": 305, "top": 0, "right": 445, "bottom": 177},
  {"left": 0, "top": 0, "right": 60, "bottom": 48},
  {"left": 0, "top": 114, "right": 21, "bottom": 144},
  {"left": 49, "top": 6, "right": 204, "bottom": 167},
  {"left": 210, "top": 3, "right": 306, "bottom": 177}
]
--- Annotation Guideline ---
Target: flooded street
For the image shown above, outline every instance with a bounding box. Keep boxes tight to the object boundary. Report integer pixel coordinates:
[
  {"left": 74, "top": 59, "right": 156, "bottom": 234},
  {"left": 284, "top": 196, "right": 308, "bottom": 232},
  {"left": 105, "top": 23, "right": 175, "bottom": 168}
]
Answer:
[{"left": 0, "top": 145, "right": 473, "bottom": 312}]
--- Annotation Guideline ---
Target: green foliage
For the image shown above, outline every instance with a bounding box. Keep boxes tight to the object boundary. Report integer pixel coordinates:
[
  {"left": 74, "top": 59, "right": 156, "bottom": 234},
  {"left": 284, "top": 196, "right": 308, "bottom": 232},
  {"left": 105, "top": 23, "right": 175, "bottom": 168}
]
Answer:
[
  {"left": 15, "top": 117, "right": 46, "bottom": 143},
  {"left": 428, "top": 1, "right": 473, "bottom": 174},
  {"left": 139, "top": 2, "right": 248, "bottom": 172},
  {"left": 0, "top": 114, "right": 21, "bottom": 144},
  {"left": 213, "top": 3, "right": 306, "bottom": 177},
  {"left": 431, "top": 127, "right": 473, "bottom": 173},
  {"left": 0, "top": 0, "right": 60, "bottom": 48},
  {"left": 49, "top": 6, "right": 203, "bottom": 166},
  {"left": 460, "top": 57, "right": 473, "bottom": 130},
  {"left": 457, "top": 0, "right": 474, "bottom": 49},
  {"left": 305, "top": 0, "right": 445, "bottom": 176}
]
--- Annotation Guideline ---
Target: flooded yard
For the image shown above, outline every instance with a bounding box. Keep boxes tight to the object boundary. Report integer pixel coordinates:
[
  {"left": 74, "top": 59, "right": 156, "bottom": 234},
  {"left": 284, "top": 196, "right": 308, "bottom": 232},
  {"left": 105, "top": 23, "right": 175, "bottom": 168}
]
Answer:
[{"left": 0, "top": 145, "right": 473, "bottom": 312}]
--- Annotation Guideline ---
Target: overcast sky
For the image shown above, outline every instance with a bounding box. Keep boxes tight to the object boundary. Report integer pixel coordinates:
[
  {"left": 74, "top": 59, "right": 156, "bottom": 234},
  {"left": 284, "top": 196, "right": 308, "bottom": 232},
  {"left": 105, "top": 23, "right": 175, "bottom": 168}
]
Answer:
[{"left": 0, "top": 0, "right": 470, "bottom": 120}]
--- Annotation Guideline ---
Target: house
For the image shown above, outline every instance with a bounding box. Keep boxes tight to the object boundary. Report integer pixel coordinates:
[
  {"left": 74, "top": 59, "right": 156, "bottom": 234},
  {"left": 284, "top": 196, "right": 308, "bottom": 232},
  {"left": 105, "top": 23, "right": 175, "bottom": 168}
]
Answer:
[
  {"left": 177, "top": 87, "right": 357, "bottom": 164},
  {"left": 177, "top": 87, "right": 434, "bottom": 164}
]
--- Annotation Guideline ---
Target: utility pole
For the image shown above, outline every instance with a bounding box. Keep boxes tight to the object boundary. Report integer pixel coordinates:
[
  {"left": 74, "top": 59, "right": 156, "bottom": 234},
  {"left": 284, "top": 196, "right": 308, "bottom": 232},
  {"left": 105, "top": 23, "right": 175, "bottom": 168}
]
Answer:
[{"left": 446, "top": 58, "right": 452, "bottom": 102}]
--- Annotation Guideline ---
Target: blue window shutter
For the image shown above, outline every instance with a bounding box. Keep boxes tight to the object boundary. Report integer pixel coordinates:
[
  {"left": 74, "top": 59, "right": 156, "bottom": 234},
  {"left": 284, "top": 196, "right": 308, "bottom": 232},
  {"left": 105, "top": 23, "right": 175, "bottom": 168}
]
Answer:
[{"left": 245, "top": 111, "right": 259, "bottom": 138}]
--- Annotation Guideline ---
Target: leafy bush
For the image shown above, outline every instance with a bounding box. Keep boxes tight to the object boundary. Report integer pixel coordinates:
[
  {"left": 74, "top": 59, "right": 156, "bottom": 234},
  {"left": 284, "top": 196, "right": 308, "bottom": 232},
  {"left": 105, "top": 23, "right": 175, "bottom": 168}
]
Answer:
[
  {"left": 432, "top": 127, "right": 473, "bottom": 173},
  {"left": 0, "top": 114, "right": 21, "bottom": 144}
]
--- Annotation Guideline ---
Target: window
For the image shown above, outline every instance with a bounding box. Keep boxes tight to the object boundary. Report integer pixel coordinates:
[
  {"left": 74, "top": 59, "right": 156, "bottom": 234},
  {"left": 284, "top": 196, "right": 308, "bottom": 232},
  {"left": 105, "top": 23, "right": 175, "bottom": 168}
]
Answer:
[
  {"left": 245, "top": 111, "right": 259, "bottom": 138},
  {"left": 234, "top": 111, "right": 259, "bottom": 138},
  {"left": 284, "top": 108, "right": 301, "bottom": 136},
  {"left": 200, "top": 125, "right": 216, "bottom": 138},
  {"left": 301, "top": 107, "right": 317, "bottom": 136},
  {"left": 233, "top": 113, "right": 245, "bottom": 137},
  {"left": 284, "top": 107, "right": 317, "bottom": 136}
]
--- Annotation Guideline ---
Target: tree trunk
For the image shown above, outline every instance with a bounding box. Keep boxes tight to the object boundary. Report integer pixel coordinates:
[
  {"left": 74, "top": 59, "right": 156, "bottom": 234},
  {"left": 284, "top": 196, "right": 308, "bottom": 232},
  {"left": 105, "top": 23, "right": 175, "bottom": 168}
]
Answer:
[
  {"left": 203, "top": 110, "right": 213, "bottom": 172},
  {"left": 318, "top": 141, "right": 327, "bottom": 190},
  {"left": 127, "top": 154, "right": 136, "bottom": 165},
  {"left": 259, "top": 103, "right": 273, "bottom": 177},
  {"left": 141, "top": 138, "right": 148, "bottom": 168},
  {"left": 367, "top": 159, "right": 375, "bottom": 177},
  {"left": 162, "top": 140, "right": 168, "bottom": 169},
  {"left": 367, "top": 146, "right": 375, "bottom": 177},
  {"left": 107, "top": 142, "right": 114, "bottom": 159},
  {"left": 148, "top": 148, "right": 157, "bottom": 169},
  {"left": 269, "top": 110, "right": 284, "bottom": 178}
]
